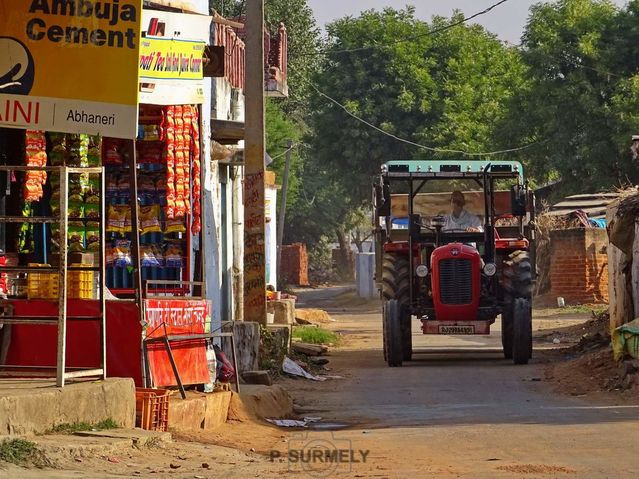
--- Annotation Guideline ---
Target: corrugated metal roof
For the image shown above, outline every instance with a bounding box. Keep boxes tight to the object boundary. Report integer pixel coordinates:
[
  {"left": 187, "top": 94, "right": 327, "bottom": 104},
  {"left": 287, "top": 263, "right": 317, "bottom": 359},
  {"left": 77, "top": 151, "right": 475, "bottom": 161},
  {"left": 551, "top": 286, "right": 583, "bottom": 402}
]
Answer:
[{"left": 547, "top": 193, "right": 619, "bottom": 219}]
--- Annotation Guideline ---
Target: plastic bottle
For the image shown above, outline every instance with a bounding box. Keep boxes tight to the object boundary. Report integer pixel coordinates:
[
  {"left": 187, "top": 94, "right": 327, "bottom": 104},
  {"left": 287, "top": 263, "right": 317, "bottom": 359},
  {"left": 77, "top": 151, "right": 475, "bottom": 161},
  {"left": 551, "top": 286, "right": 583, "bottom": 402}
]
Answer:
[{"left": 203, "top": 344, "right": 217, "bottom": 393}]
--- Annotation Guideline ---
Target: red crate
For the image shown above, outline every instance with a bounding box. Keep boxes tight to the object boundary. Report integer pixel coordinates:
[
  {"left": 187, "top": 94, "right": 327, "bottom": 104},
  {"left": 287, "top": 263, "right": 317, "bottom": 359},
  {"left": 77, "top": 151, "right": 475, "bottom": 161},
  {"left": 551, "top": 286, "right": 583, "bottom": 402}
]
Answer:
[{"left": 135, "top": 388, "right": 170, "bottom": 431}]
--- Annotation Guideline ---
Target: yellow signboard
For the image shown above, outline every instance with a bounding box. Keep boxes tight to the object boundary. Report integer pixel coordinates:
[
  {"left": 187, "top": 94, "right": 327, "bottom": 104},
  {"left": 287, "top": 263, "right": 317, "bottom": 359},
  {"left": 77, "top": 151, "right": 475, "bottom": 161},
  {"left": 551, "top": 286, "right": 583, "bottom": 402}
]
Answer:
[
  {"left": 139, "top": 38, "right": 205, "bottom": 81},
  {"left": 0, "top": 0, "right": 142, "bottom": 138}
]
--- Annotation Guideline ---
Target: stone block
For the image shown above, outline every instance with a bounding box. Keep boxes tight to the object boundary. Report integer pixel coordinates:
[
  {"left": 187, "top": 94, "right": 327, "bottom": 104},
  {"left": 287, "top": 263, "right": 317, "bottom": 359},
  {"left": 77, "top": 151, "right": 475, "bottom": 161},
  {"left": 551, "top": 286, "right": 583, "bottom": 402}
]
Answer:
[
  {"left": 168, "top": 394, "right": 206, "bottom": 431},
  {"left": 267, "top": 299, "right": 295, "bottom": 325},
  {"left": 202, "top": 391, "right": 232, "bottom": 430},
  {"left": 242, "top": 371, "right": 273, "bottom": 386},
  {"left": 0, "top": 378, "right": 135, "bottom": 436}
]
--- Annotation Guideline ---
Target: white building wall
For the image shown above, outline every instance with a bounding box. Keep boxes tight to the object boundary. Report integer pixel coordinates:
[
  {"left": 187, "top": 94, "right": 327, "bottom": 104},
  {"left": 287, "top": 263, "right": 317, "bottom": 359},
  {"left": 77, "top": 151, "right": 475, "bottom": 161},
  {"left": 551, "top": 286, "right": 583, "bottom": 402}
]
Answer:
[
  {"left": 265, "top": 185, "right": 278, "bottom": 290},
  {"left": 205, "top": 76, "right": 246, "bottom": 324}
]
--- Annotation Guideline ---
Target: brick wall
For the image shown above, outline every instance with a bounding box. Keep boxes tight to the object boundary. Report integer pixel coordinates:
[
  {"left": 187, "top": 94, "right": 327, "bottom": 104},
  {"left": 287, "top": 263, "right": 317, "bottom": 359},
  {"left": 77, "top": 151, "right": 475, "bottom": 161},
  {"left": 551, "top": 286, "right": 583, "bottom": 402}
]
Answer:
[
  {"left": 280, "top": 243, "right": 309, "bottom": 286},
  {"left": 550, "top": 228, "right": 608, "bottom": 304}
]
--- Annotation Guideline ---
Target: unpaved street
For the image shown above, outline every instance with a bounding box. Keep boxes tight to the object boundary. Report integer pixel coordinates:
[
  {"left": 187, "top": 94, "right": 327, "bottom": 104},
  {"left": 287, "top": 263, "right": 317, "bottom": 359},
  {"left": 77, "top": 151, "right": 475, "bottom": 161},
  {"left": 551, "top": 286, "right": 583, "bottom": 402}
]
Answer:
[
  {"left": 278, "top": 288, "right": 639, "bottom": 478},
  {"left": 8, "top": 288, "right": 639, "bottom": 479}
]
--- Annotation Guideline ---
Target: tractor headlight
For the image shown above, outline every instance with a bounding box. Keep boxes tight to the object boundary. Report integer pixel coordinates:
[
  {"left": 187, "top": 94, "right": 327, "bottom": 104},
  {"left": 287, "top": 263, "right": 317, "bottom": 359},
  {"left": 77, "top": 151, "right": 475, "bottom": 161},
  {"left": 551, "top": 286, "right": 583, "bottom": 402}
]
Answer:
[
  {"left": 483, "top": 263, "right": 497, "bottom": 277},
  {"left": 416, "top": 264, "right": 429, "bottom": 277}
]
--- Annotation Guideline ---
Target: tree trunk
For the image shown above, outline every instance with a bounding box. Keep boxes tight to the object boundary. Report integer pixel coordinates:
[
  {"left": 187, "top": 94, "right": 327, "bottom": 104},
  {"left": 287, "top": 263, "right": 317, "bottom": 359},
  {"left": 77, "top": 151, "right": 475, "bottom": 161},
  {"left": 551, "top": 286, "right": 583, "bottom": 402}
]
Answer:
[
  {"left": 335, "top": 228, "right": 354, "bottom": 281},
  {"left": 607, "top": 202, "right": 635, "bottom": 335}
]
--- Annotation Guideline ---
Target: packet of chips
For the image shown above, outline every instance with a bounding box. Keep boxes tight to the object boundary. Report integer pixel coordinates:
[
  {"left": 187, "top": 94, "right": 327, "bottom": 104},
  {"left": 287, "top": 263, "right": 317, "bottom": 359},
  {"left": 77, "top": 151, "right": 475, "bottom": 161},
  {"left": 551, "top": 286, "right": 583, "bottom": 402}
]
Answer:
[{"left": 140, "top": 205, "right": 161, "bottom": 235}]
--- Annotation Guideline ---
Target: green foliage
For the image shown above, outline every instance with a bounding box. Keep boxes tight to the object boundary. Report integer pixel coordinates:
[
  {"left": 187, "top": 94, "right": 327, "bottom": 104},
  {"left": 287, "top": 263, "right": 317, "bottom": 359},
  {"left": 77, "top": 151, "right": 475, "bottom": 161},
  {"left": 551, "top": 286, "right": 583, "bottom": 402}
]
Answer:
[
  {"left": 498, "top": 0, "right": 639, "bottom": 192},
  {"left": 50, "top": 419, "right": 118, "bottom": 434},
  {"left": 302, "top": 7, "right": 525, "bottom": 249},
  {"left": 265, "top": 99, "right": 302, "bottom": 210},
  {"left": 292, "top": 326, "right": 340, "bottom": 345},
  {"left": 0, "top": 439, "right": 39, "bottom": 465}
]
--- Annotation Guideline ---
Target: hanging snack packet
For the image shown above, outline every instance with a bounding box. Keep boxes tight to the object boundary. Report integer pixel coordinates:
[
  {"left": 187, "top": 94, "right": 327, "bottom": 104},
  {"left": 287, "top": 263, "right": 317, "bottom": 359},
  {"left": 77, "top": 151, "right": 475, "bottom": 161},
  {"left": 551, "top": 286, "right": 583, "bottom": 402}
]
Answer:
[
  {"left": 140, "top": 205, "right": 161, "bottom": 235},
  {"left": 165, "top": 243, "right": 184, "bottom": 268},
  {"left": 68, "top": 193, "right": 84, "bottom": 219},
  {"left": 48, "top": 133, "right": 66, "bottom": 166},
  {"left": 106, "top": 174, "right": 118, "bottom": 196},
  {"left": 152, "top": 244, "right": 165, "bottom": 267},
  {"left": 84, "top": 193, "right": 100, "bottom": 220},
  {"left": 68, "top": 226, "right": 86, "bottom": 253},
  {"left": 88, "top": 136, "right": 102, "bottom": 166},
  {"left": 164, "top": 217, "right": 186, "bottom": 234},
  {"left": 106, "top": 245, "right": 115, "bottom": 266},
  {"left": 141, "top": 245, "right": 161, "bottom": 267},
  {"left": 103, "top": 138, "right": 124, "bottom": 165},
  {"left": 114, "top": 240, "right": 132, "bottom": 267},
  {"left": 107, "top": 204, "right": 126, "bottom": 233}
]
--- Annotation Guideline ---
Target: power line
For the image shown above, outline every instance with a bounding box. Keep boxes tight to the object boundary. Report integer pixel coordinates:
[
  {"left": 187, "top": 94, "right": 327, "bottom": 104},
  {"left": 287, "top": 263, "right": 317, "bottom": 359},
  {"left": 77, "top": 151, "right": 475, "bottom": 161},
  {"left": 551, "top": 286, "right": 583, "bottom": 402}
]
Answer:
[
  {"left": 311, "top": 84, "right": 545, "bottom": 157},
  {"left": 299, "top": 0, "right": 511, "bottom": 57},
  {"left": 269, "top": 143, "right": 298, "bottom": 161}
]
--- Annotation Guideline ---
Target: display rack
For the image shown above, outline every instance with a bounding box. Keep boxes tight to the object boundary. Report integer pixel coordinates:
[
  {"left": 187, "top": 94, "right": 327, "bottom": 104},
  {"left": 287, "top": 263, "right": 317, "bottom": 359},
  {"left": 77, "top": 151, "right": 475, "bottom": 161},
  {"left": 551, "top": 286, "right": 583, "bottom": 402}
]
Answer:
[{"left": 0, "top": 166, "right": 106, "bottom": 387}]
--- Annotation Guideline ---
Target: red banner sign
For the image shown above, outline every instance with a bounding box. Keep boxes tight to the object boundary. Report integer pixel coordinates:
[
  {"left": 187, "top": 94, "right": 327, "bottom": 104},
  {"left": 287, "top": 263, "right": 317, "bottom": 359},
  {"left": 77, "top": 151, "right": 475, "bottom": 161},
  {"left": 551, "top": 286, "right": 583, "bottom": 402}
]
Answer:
[{"left": 144, "top": 298, "right": 211, "bottom": 387}]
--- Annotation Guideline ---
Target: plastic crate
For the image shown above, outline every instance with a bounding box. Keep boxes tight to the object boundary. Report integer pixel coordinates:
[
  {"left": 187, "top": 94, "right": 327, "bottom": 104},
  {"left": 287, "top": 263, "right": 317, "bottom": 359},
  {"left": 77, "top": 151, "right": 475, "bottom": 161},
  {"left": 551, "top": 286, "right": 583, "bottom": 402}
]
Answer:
[
  {"left": 135, "top": 388, "right": 170, "bottom": 431},
  {"left": 68, "top": 264, "right": 95, "bottom": 299},
  {"left": 27, "top": 263, "right": 59, "bottom": 299}
]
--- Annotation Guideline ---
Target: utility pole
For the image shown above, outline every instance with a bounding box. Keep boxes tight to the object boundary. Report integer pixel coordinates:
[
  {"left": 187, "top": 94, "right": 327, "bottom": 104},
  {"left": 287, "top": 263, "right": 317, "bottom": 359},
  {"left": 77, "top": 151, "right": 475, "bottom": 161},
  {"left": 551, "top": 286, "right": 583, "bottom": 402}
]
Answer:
[
  {"left": 276, "top": 139, "right": 293, "bottom": 278},
  {"left": 243, "top": 0, "right": 267, "bottom": 325}
]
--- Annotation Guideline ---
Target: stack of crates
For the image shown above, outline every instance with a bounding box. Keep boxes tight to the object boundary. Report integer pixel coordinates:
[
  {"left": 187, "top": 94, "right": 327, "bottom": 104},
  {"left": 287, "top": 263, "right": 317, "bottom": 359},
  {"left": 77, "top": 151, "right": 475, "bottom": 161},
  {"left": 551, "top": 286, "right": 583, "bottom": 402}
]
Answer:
[
  {"left": 27, "top": 263, "right": 59, "bottom": 299},
  {"left": 135, "top": 388, "right": 170, "bottom": 431},
  {"left": 26, "top": 262, "right": 96, "bottom": 300},
  {"left": 68, "top": 263, "right": 95, "bottom": 299}
]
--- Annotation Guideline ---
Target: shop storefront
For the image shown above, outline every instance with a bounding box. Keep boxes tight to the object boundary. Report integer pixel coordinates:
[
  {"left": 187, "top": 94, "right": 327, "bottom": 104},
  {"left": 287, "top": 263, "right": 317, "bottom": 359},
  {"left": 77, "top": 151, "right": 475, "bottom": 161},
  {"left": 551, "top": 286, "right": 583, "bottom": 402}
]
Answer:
[{"left": 0, "top": 1, "right": 214, "bottom": 389}]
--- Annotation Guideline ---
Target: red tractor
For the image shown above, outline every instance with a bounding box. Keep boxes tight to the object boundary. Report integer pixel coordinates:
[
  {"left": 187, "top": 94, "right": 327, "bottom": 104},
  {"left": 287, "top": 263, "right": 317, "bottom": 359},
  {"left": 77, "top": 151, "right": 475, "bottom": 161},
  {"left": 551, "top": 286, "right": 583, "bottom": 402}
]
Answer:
[{"left": 373, "top": 160, "right": 535, "bottom": 366}]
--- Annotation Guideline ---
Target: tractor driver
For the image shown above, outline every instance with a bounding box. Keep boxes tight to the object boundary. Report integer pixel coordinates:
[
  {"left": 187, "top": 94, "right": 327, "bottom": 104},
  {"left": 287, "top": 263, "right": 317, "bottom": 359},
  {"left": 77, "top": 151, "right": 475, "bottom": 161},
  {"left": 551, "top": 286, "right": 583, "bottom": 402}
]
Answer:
[{"left": 443, "top": 191, "right": 483, "bottom": 233}]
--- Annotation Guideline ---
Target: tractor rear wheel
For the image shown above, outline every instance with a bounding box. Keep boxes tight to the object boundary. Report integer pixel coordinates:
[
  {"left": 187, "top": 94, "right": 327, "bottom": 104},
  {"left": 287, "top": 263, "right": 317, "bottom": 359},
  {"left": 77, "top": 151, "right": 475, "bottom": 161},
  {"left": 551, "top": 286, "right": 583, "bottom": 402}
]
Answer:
[
  {"left": 512, "top": 297, "right": 532, "bottom": 365},
  {"left": 382, "top": 253, "right": 411, "bottom": 361},
  {"left": 502, "top": 250, "right": 532, "bottom": 363},
  {"left": 384, "top": 299, "right": 403, "bottom": 367}
]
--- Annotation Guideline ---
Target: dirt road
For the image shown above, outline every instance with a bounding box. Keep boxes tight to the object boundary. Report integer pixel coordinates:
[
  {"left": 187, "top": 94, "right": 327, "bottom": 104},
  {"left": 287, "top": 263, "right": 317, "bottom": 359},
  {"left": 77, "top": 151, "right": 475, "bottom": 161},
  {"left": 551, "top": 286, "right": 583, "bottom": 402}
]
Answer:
[
  {"left": 278, "top": 287, "right": 639, "bottom": 478},
  {"left": 7, "top": 287, "right": 639, "bottom": 478}
]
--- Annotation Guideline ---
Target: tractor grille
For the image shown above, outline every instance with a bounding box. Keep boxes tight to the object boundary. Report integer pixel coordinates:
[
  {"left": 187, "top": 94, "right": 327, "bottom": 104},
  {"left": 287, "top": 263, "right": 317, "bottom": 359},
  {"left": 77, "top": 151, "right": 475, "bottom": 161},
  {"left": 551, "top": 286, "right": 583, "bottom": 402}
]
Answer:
[{"left": 438, "top": 259, "right": 473, "bottom": 305}]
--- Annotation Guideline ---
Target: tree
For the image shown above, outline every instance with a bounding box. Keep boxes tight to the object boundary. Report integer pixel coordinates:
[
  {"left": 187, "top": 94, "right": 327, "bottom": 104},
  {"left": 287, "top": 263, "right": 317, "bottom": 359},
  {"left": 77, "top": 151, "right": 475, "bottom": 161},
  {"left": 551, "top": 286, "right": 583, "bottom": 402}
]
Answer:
[
  {"left": 306, "top": 8, "right": 526, "bottom": 244},
  {"left": 496, "top": 0, "right": 639, "bottom": 193}
]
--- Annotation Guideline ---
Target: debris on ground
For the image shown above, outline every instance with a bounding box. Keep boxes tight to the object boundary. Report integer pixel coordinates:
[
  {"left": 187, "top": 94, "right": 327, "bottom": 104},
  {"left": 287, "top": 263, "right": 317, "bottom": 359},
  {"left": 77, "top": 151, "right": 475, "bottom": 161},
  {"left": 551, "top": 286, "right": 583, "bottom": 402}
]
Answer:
[
  {"left": 295, "top": 309, "right": 335, "bottom": 324},
  {"left": 291, "top": 342, "right": 329, "bottom": 356},
  {"left": 265, "top": 417, "right": 322, "bottom": 428},
  {"left": 282, "top": 357, "right": 326, "bottom": 381}
]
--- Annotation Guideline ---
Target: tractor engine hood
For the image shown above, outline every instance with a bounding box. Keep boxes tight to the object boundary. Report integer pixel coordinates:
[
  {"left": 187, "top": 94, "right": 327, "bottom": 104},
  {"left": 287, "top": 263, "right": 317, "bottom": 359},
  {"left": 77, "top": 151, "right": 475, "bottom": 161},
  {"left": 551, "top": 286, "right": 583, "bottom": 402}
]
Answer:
[{"left": 430, "top": 243, "right": 482, "bottom": 322}]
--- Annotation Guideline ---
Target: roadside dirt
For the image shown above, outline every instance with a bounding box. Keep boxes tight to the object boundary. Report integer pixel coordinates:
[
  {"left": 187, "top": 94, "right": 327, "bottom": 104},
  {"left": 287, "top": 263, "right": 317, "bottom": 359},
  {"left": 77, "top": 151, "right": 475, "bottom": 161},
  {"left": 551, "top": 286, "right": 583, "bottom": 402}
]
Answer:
[{"left": 541, "top": 311, "right": 639, "bottom": 403}]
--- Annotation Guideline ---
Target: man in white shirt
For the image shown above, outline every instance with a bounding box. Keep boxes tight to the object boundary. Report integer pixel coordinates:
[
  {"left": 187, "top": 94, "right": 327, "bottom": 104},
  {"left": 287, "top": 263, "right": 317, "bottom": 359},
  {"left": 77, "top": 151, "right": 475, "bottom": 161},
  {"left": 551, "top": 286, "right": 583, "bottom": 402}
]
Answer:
[{"left": 443, "top": 191, "right": 483, "bottom": 232}]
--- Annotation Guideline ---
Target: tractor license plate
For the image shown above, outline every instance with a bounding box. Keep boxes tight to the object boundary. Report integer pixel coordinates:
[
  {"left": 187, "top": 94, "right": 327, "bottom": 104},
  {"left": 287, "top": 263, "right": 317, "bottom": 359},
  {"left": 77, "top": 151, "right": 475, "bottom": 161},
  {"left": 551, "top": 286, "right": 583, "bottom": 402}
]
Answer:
[{"left": 439, "top": 325, "right": 475, "bottom": 335}]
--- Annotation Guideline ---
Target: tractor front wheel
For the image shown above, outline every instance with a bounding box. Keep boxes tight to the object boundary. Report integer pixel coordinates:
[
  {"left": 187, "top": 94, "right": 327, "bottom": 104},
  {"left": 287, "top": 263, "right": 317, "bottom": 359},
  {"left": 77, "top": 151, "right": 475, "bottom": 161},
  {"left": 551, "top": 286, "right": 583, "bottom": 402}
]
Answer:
[
  {"left": 401, "top": 304, "right": 412, "bottom": 361},
  {"left": 501, "top": 304, "right": 513, "bottom": 360},
  {"left": 503, "top": 250, "right": 533, "bottom": 364},
  {"left": 384, "top": 299, "right": 403, "bottom": 367},
  {"left": 512, "top": 297, "right": 532, "bottom": 365},
  {"left": 382, "top": 253, "right": 411, "bottom": 362}
]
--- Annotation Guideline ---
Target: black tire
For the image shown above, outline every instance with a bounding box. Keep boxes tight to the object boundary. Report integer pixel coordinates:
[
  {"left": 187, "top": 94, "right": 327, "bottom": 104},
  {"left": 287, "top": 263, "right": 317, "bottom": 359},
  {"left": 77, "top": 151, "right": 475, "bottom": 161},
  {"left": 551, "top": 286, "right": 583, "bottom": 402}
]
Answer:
[
  {"left": 385, "top": 300, "right": 403, "bottom": 367},
  {"left": 502, "top": 251, "right": 533, "bottom": 300},
  {"left": 512, "top": 297, "right": 532, "bottom": 365},
  {"left": 502, "top": 250, "right": 533, "bottom": 363},
  {"left": 501, "top": 303, "right": 513, "bottom": 360},
  {"left": 382, "top": 253, "right": 411, "bottom": 361},
  {"left": 382, "top": 305, "right": 388, "bottom": 361},
  {"left": 401, "top": 304, "right": 412, "bottom": 361}
]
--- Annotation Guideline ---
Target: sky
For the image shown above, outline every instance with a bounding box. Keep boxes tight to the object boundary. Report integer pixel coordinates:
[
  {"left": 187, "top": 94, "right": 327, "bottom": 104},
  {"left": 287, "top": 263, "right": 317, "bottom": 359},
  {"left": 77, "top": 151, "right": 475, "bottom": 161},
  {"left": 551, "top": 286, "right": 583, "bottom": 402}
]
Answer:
[{"left": 307, "top": 0, "right": 628, "bottom": 44}]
